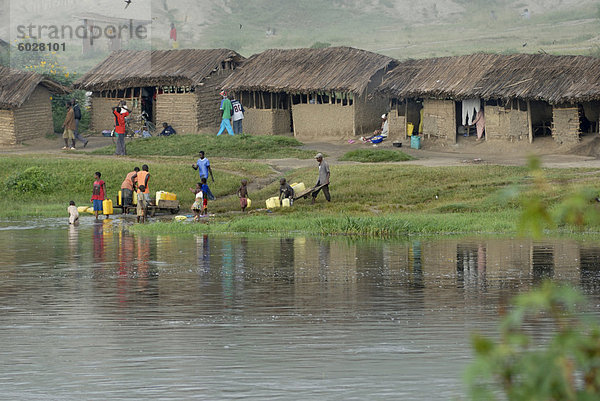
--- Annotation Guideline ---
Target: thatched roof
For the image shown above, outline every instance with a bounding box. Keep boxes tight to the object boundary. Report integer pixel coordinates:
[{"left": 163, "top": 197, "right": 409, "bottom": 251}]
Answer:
[
  {"left": 73, "top": 49, "right": 244, "bottom": 91},
  {"left": 222, "top": 47, "right": 397, "bottom": 95},
  {"left": 379, "top": 53, "right": 600, "bottom": 104},
  {"left": 0, "top": 66, "right": 69, "bottom": 108}
]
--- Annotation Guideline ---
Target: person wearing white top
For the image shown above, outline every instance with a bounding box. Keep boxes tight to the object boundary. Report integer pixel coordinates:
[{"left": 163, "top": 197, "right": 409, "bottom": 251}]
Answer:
[{"left": 231, "top": 97, "right": 245, "bottom": 135}]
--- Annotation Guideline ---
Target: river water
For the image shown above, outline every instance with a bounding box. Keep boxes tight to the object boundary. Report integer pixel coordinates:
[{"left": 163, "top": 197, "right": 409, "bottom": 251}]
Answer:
[{"left": 1, "top": 218, "right": 599, "bottom": 400}]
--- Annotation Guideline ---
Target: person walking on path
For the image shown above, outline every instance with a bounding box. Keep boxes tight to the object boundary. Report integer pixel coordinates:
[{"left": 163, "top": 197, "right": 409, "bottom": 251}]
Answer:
[
  {"left": 192, "top": 151, "right": 215, "bottom": 182},
  {"left": 231, "top": 96, "right": 245, "bottom": 135},
  {"left": 71, "top": 98, "right": 88, "bottom": 148},
  {"left": 91, "top": 172, "right": 107, "bottom": 220},
  {"left": 216, "top": 90, "right": 234, "bottom": 136},
  {"left": 112, "top": 104, "right": 130, "bottom": 155},
  {"left": 120, "top": 167, "right": 139, "bottom": 206},
  {"left": 312, "top": 153, "right": 331, "bottom": 204},
  {"left": 61, "top": 101, "right": 77, "bottom": 150}
]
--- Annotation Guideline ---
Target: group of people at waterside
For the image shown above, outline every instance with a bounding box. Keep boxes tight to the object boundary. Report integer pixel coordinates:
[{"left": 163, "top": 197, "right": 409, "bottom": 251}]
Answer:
[
  {"left": 67, "top": 165, "right": 152, "bottom": 225},
  {"left": 67, "top": 152, "right": 330, "bottom": 225}
]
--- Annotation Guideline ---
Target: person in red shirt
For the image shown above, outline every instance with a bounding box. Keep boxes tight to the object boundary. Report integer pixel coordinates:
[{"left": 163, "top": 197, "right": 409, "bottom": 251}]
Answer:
[
  {"left": 169, "top": 23, "right": 177, "bottom": 48},
  {"left": 91, "top": 171, "right": 107, "bottom": 220},
  {"left": 112, "top": 105, "right": 130, "bottom": 156}
]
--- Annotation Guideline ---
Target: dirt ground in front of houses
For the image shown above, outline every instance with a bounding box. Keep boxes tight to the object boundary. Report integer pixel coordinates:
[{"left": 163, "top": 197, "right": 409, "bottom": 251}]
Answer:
[{"left": 4, "top": 132, "right": 600, "bottom": 172}]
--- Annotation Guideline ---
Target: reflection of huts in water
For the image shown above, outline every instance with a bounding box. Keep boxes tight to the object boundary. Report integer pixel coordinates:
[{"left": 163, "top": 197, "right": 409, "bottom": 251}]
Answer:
[
  {"left": 378, "top": 53, "right": 600, "bottom": 145},
  {"left": 221, "top": 47, "right": 397, "bottom": 139},
  {"left": 73, "top": 49, "right": 244, "bottom": 134},
  {"left": 0, "top": 66, "right": 69, "bottom": 145}
]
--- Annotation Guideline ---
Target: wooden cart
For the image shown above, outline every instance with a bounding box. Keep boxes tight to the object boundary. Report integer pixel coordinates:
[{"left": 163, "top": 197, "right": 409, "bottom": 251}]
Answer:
[
  {"left": 293, "top": 184, "right": 326, "bottom": 201},
  {"left": 146, "top": 199, "right": 180, "bottom": 217}
]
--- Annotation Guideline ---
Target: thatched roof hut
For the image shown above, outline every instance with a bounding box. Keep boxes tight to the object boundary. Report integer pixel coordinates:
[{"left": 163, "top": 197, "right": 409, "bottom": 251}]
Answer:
[
  {"left": 0, "top": 65, "right": 68, "bottom": 108},
  {"left": 379, "top": 53, "right": 600, "bottom": 104},
  {"left": 223, "top": 46, "right": 396, "bottom": 95},
  {"left": 379, "top": 53, "right": 600, "bottom": 145},
  {"left": 74, "top": 48, "right": 244, "bottom": 91},
  {"left": 0, "top": 66, "right": 69, "bottom": 145},
  {"left": 74, "top": 49, "right": 245, "bottom": 134},
  {"left": 222, "top": 47, "right": 396, "bottom": 139}
]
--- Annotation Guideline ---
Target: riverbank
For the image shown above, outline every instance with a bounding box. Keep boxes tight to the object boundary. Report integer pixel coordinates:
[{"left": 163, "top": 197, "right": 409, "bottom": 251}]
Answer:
[{"left": 2, "top": 133, "right": 600, "bottom": 237}]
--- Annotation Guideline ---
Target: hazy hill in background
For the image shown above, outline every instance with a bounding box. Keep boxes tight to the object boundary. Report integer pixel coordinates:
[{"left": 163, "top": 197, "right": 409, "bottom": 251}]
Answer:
[
  {"left": 1, "top": 0, "right": 599, "bottom": 74},
  {"left": 157, "top": 0, "right": 600, "bottom": 59}
]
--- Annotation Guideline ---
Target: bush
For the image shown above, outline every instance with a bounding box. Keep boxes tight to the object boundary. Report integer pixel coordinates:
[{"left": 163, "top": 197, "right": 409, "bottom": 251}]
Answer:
[
  {"left": 466, "top": 282, "right": 600, "bottom": 401},
  {"left": 4, "top": 167, "right": 58, "bottom": 194}
]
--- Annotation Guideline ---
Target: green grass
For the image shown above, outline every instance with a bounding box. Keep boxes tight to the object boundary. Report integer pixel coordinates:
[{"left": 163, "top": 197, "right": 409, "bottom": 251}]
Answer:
[
  {"left": 91, "top": 134, "right": 316, "bottom": 159},
  {"left": 4, "top": 154, "right": 600, "bottom": 237},
  {"left": 0, "top": 155, "right": 270, "bottom": 218},
  {"left": 131, "top": 210, "right": 519, "bottom": 237},
  {"left": 339, "top": 149, "right": 415, "bottom": 163}
]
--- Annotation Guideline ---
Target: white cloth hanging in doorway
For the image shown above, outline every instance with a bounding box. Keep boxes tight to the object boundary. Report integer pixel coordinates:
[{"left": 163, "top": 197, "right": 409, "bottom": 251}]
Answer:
[{"left": 462, "top": 98, "right": 481, "bottom": 125}]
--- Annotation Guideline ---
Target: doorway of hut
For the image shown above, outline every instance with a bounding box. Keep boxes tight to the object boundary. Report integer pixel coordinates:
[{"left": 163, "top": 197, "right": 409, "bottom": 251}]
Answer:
[
  {"left": 529, "top": 101, "right": 553, "bottom": 140},
  {"left": 455, "top": 99, "right": 484, "bottom": 142},
  {"left": 141, "top": 87, "right": 156, "bottom": 124},
  {"left": 405, "top": 99, "right": 422, "bottom": 138},
  {"left": 578, "top": 102, "right": 600, "bottom": 138}
]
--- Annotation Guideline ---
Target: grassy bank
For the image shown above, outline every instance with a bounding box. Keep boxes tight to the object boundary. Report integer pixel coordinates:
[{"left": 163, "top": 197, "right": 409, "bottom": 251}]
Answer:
[
  {"left": 0, "top": 156, "right": 272, "bottom": 218},
  {"left": 3, "top": 153, "right": 600, "bottom": 237},
  {"left": 339, "top": 149, "right": 414, "bottom": 163},
  {"left": 91, "top": 134, "right": 316, "bottom": 159},
  {"left": 130, "top": 210, "right": 520, "bottom": 237}
]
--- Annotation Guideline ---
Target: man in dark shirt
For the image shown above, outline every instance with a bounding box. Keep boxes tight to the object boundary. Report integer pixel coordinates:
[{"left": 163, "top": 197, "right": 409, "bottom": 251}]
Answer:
[
  {"left": 71, "top": 99, "right": 88, "bottom": 148},
  {"left": 159, "top": 122, "right": 177, "bottom": 136},
  {"left": 312, "top": 153, "right": 330, "bottom": 204}
]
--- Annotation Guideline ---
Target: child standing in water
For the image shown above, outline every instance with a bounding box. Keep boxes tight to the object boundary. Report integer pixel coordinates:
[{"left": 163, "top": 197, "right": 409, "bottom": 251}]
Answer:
[
  {"left": 190, "top": 182, "right": 203, "bottom": 222},
  {"left": 67, "top": 200, "right": 79, "bottom": 224},
  {"left": 237, "top": 179, "right": 249, "bottom": 212},
  {"left": 91, "top": 172, "right": 106, "bottom": 220}
]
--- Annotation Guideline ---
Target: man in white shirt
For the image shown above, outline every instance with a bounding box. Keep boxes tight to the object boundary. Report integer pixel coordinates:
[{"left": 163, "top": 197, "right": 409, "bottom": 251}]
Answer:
[{"left": 231, "top": 97, "right": 245, "bottom": 135}]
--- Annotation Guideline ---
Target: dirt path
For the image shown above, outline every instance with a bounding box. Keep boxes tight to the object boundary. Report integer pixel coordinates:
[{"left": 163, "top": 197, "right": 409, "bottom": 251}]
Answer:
[{"left": 3, "top": 133, "right": 600, "bottom": 171}]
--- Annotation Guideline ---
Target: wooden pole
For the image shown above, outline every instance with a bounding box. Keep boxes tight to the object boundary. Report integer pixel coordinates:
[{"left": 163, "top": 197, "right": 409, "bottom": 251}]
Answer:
[
  {"left": 404, "top": 100, "right": 408, "bottom": 139},
  {"left": 527, "top": 100, "right": 533, "bottom": 143}
]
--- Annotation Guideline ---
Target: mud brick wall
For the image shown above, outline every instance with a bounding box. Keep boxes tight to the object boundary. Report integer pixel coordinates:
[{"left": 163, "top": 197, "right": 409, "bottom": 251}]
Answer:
[
  {"left": 243, "top": 108, "right": 292, "bottom": 136},
  {"left": 354, "top": 93, "right": 389, "bottom": 137},
  {"left": 422, "top": 99, "right": 455, "bottom": 143},
  {"left": 552, "top": 107, "right": 580, "bottom": 144},
  {"left": 155, "top": 92, "right": 198, "bottom": 134},
  {"left": 388, "top": 109, "right": 406, "bottom": 140},
  {"left": 292, "top": 103, "right": 354, "bottom": 140},
  {"left": 485, "top": 106, "right": 528, "bottom": 141},
  {"left": 0, "top": 109, "right": 16, "bottom": 145},
  {"left": 353, "top": 70, "right": 389, "bottom": 137},
  {"left": 12, "top": 86, "right": 54, "bottom": 143},
  {"left": 90, "top": 96, "right": 141, "bottom": 133},
  {"left": 196, "top": 68, "right": 234, "bottom": 130}
]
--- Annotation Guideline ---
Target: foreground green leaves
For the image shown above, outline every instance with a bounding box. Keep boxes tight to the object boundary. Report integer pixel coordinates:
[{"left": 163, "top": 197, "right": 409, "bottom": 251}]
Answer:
[{"left": 466, "top": 282, "right": 600, "bottom": 401}]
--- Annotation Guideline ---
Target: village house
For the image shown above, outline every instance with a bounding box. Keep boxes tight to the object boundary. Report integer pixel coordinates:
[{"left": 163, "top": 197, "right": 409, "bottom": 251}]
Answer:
[
  {"left": 73, "top": 48, "right": 244, "bottom": 134},
  {"left": 378, "top": 53, "right": 600, "bottom": 145},
  {"left": 0, "top": 65, "right": 68, "bottom": 145},
  {"left": 221, "top": 46, "right": 397, "bottom": 140}
]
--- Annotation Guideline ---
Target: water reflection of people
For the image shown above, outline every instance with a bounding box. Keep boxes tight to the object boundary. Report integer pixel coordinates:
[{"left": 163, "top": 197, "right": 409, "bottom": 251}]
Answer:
[
  {"left": 197, "top": 234, "right": 211, "bottom": 275},
  {"left": 68, "top": 224, "right": 79, "bottom": 264},
  {"left": 136, "top": 236, "right": 152, "bottom": 285},
  {"left": 93, "top": 221, "right": 105, "bottom": 263}
]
